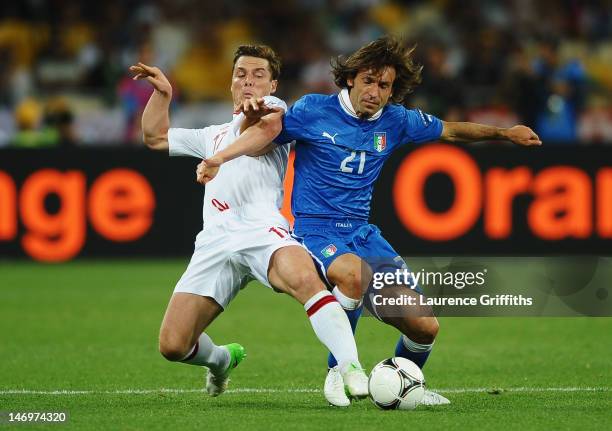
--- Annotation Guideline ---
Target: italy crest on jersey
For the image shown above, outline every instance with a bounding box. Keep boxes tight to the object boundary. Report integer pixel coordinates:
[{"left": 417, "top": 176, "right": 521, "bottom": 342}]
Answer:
[
  {"left": 321, "top": 244, "right": 337, "bottom": 258},
  {"left": 374, "top": 132, "right": 386, "bottom": 152}
]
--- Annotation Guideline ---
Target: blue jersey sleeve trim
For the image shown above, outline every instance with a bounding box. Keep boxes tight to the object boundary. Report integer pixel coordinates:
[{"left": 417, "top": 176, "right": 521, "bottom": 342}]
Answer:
[{"left": 402, "top": 108, "right": 443, "bottom": 145}]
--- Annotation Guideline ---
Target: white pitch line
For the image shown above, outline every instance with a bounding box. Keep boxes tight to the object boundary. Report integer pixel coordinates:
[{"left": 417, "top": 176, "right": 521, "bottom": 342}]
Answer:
[
  {"left": 0, "top": 387, "right": 609, "bottom": 396},
  {"left": 432, "top": 387, "right": 611, "bottom": 394}
]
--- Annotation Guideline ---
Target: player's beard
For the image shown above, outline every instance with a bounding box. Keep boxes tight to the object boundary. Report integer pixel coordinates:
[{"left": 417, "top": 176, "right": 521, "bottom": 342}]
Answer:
[{"left": 359, "top": 100, "right": 380, "bottom": 118}]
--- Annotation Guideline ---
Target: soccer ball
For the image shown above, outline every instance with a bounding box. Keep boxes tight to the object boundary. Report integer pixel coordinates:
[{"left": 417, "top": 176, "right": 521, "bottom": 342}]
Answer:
[{"left": 368, "top": 357, "right": 425, "bottom": 410}]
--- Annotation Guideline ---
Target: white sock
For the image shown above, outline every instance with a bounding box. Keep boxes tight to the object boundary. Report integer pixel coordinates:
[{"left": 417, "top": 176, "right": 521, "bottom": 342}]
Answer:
[
  {"left": 332, "top": 286, "right": 362, "bottom": 310},
  {"left": 304, "top": 291, "right": 359, "bottom": 368},
  {"left": 401, "top": 334, "right": 434, "bottom": 352},
  {"left": 180, "top": 333, "right": 230, "bottom": 374}
]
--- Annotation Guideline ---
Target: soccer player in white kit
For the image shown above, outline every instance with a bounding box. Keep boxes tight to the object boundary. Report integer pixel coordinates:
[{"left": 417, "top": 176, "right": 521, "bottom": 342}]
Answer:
[{"left": 131, "top": 45, "right": 367, "bottom": 403}]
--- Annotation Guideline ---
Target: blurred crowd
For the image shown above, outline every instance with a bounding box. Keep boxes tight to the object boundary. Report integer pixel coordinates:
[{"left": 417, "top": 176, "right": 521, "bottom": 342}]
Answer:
[{"left": 0, "top": 0, "right": 611, "bottom": 147}]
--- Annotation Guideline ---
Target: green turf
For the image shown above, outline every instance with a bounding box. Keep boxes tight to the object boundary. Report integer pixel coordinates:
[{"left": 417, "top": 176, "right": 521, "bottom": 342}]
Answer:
[{"left": 1, "top": 260, "right": 611, "bottom": 430}]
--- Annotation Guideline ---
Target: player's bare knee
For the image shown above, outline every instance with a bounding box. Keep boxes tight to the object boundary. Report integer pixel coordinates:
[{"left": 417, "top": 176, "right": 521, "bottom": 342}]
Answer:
[
  {"left": 336, "top": 273, "right": 363, "bottom": 300},
  {"left": 425, "top": 317, "right": 440, "bottom": 339},
  {"left": 158, "top": 336, "right": 190, "bottom": 362},
  {"left": 410, "top": 318, "right": 439, "bottom": 344}
]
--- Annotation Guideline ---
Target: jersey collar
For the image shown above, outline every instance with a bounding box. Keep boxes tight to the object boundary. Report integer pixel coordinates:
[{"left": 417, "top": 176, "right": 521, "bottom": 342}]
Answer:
[{"left": 338, "top": 88, "right": 383, "bottom": 121}]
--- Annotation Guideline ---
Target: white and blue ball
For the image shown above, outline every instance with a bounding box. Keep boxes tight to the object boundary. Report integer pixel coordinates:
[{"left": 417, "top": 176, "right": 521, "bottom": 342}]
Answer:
[{"left": 368, "top": 357, "right": 425, "bottom": 410}]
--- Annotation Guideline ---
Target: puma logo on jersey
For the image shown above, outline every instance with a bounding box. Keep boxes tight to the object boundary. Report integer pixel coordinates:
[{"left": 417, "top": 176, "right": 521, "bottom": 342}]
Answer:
[{"left": 322, "top": 132, "right": 338, "bottom": 145}]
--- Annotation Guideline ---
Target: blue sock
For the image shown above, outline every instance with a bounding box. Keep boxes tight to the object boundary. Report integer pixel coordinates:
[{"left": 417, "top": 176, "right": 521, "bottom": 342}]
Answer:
[
  {"left": 328, "top": 306, "right": 363, "bottom": 368},
  {"left": 394, "top": 335, "right": 433, "bottom": 369}
]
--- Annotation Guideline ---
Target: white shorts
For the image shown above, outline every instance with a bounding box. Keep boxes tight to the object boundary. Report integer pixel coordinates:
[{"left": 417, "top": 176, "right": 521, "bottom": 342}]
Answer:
[{"left": 174, "top": 208, "right": 300, "bottom": 309}]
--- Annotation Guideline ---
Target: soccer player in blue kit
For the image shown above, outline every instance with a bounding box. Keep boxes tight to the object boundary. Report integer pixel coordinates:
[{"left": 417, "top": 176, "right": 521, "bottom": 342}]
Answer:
[{"left": 198, "top": 35, "right": 542, "bottom": 407}]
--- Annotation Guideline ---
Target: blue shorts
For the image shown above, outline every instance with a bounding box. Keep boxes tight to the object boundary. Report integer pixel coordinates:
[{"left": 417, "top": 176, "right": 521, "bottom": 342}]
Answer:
[{"left": 292, "top": 217, "right": 409, "bottom": 287}]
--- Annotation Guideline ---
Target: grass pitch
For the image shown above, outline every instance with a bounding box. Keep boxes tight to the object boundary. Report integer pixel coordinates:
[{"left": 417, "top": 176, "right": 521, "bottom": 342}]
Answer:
[{"left": 1, "top": 260, "right": 610, "bottom": 430}]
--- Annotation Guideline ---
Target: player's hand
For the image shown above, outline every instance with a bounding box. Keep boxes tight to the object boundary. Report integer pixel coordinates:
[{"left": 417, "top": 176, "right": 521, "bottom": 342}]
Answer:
[
  {"left": 129, "top": 63, "right": 172, "bottom": 98},
  {"left": 240, "top": 98, "right": 282, "bottom": 121},
  {"left": 504, "top": 125, "right": 542, "bottom": 146},
  {"left": 196, "top": 160, "right": 205, "bottom": 184},
  {"left": 196, "top": 156, "right": 223, "bottom": 184}
]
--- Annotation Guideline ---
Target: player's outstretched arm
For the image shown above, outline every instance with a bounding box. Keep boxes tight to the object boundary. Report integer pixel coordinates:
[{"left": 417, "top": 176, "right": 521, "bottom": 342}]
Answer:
[
  {"left": 196, "top": 110, "right": 284, "bottom": 184},
  {"left": 440, "top": 121, "right": 542, "bottom": 146},
  {"left": 238, "top": 98, "right": 283, "bottom": 156},
  {"left": 239, "top": 97, "right": 278, "bottom": 134},
  {"left": 130, "top": 63, "right": 173, "bottom": 151}
]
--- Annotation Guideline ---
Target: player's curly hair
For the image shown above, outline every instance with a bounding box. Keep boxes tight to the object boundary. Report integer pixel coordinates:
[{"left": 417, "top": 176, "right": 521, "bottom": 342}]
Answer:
[
  {"left": 331, "top": 35, "right": 422, "bottom": 104},
  {"left": 233, "top": 45, "right": 281, "bottom": 80}
]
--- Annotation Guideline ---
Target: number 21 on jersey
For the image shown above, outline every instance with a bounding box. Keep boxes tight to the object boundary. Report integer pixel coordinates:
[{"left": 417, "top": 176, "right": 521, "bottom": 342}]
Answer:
[{"left": 340, "top": 151, "right": 366, "bottom": 174}]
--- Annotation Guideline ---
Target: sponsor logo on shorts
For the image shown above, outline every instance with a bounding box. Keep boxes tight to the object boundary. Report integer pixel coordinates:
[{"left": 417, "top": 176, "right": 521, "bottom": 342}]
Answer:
[{"left": 321, "top": 244, "right": 337, "bottom": 258}]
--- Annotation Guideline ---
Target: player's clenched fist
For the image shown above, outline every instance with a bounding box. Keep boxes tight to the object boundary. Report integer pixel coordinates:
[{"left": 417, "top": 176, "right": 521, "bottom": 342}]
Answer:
[
  {"left": 503, "top": 125, "right": 542, "bottom": 147},
  {"left": 196, "top": 157, "right": 223, "bottom": 185},
  {"left": 129, "top": 63, "right": 172, "bottom": 98}
]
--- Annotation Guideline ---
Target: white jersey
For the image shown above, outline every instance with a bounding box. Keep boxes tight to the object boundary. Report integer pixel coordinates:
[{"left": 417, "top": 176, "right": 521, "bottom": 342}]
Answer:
[
  {"left": 168, "top": 96, "right": 289, "bottom": 229},
  {"left": 167, "top": 96, "right": 301, "bottom": 307}
]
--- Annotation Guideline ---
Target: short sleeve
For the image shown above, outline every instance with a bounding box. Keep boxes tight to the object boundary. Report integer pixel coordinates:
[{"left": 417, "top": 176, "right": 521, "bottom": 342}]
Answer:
[
  {"left": 263, "top": 95, "right": 288, "bottom": 112},
  {"left": 168, "top": 128, "right": 210, "bottom": 159},
  {"left": 275, "top": 96, "right": 309, "bottom": 144},
  {"left": 402, "top": 109, "right": 443, "bottom": 144}
]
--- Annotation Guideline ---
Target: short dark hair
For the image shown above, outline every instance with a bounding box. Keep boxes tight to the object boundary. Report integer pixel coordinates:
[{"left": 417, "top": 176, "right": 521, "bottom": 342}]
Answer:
[
  {"left": 232, "top": 45, "right": 281, "bottom": 80},
  {"left": 331, "top": 35, "right": 422, "bottom": 104}
]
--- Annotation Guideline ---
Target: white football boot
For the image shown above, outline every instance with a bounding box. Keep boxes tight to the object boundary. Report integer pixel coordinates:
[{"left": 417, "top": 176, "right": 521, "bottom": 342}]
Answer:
[
  {"left": 324, "top": 362, "right": 369, "bottom": 406},
  {"left": 421, "top": 389, "right": 451, "bottom": 406},
  {"left": 205, "top": 343, "right": 245, "bottom": 397},
  {"left": 340, "top": 362, "right": 369, "bottom": 399},
  {"left": 324, "top": 366, "right": 350, "bottom": 407}
]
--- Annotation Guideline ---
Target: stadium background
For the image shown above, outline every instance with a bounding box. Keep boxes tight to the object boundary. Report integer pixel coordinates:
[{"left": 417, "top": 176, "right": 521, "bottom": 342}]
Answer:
[{"left": 1, "top": 1, "right": 611, "bottom": 429}]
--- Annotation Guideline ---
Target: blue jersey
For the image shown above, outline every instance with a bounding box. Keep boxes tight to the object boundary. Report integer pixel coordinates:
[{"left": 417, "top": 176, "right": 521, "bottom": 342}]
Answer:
[{"left": 276, "top": 89, "right": 443, "bottom": 220}]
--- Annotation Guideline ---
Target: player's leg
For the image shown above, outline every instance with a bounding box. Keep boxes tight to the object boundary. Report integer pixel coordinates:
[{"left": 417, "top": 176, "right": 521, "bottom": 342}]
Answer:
[
  {"left": 160, "top": 240, "right": 237, "bottom": 370},
  {"left": 306, "top": 252, "right": 373, "bottom": 406},
  {"left": 358, "top": 229, "right": 449, "bottom": 405},
  {"left": 267, "top": 246, "right": 360, "bottom": 367},
  {"left": 364, "top": 286, "right": 439, "bottom": 368},
  {"left": 159, "top": 292, "right": 246, "bottom": 397},
  {"left": 159, "top": 292, "right": 225, "bottom": 366},
  {"left": 289, "top": 223, "right": 370, "bottom": 405},
  {"left": 325, "top": 253, "right": 371, "bottom": 367},
  {"left": 159, "top": 231, "right": 247, "bottom": 396},
  {"left": 327, "top": 253, "right": 370, "bottom": 302},
  {"left": 291, "top": 229, "right": 370, "bottom": 367},
  {"left": 245, "top": 237, "right": 368, "bottom": 406},
  {"left": 293, "top": 223, "right": 370, "bottom": 365},
  {"left": 392, "top": 315, "right": 439, "bottom": 369},
  {"left": 356, "top": 227, "right": 440, "bottom": 369}
]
